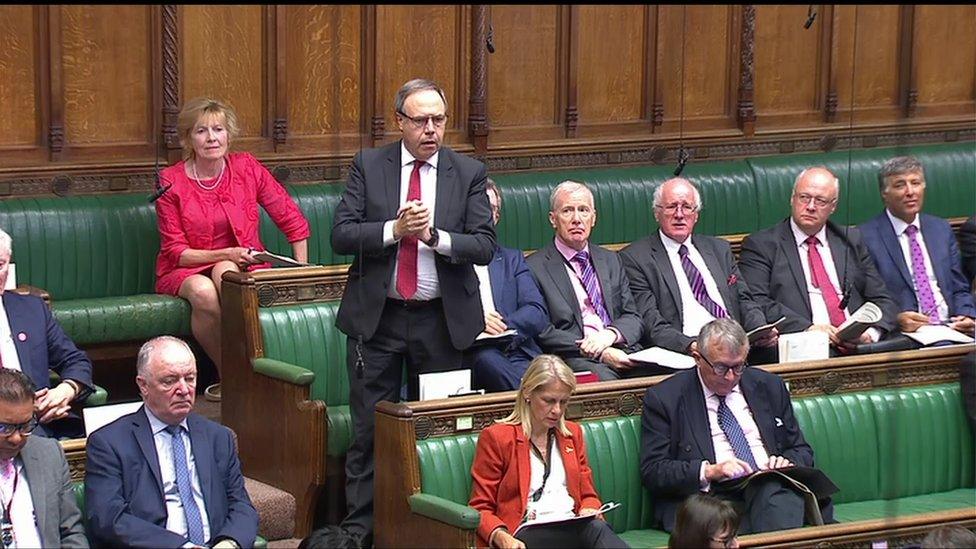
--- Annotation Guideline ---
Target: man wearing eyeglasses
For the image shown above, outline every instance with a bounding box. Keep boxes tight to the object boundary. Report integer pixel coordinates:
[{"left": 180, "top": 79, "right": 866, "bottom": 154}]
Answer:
[
  {"left": 0, "top": 368, "right": 87, "bottom": 547},
  {"left": 621, "top": 178, "right": 777, "bottom": 362},
  {"left": 332, "top": 78, "right": 494, "bottom": 546},
  {"left": 640, "top": 318, "right": 832, "bottom": 534},
  {"left": 739, "top": 167, "right": 897, "bottom": 352}
]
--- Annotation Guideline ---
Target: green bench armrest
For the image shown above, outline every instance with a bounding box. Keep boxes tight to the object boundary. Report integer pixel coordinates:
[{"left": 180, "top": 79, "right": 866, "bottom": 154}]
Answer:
[
  {"left": 251, "top": 357, "right": 315, "bottom": 386},
  {"left": 408, "top": 493, "right": 481, "bottom": 530},
  {"left": 83, "top": 384, "right": 108, "bottom": 407}
]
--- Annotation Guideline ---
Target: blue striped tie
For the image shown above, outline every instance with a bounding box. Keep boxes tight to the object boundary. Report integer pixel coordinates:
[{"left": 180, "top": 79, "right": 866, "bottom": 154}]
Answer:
[
  {"left": 571, "top": 251, "right": 612, "bottom": 326},
  {"left": 167, "top": 425, "right": 206, "bottom": 545},
  {"left": 678, "top": 245, "right": 728, "bottom": 319},
  {"left": 716, "top": 396, "right": 759, "bottom": 470}
]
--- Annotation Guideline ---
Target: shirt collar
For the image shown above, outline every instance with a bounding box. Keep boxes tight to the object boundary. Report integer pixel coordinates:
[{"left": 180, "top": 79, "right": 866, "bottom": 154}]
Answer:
[
  {"left": 696, "top": 367, "right": 741, "bottom": 402},
  {"left": 144, "top": 405, "right": 189, "bottom": 436},
  {"left": 790, "top": 217, "right": 828, "bottom": 248},
  {"left": 885, "top": 209, "right": 919, "bottom": 236},
  {"left": 554, "top": 237, "right": 590, "bottom": 263},
  {"left": 659, "top": 230, "right": 690, "bottom": 254},
  {"left": 400, "top": 142, "right": 439, "bottom": 170}
]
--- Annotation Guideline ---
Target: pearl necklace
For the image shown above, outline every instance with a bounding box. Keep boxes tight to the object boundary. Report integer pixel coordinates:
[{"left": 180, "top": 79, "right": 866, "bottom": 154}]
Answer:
[{"left": 190, "top": 158, "right": 226, "bottom": 191}]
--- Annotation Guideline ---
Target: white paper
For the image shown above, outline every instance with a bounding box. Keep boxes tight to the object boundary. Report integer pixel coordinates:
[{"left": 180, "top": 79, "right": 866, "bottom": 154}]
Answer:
[
  {"left": 747, "top": 316, "right": 785, "bottom": 343},
  {"left": 778, "top": 331, "right": 829, "bottom": 363},
  {"left": 84, "top": 401, "right": 143, "bottom": 435},
  {"left": 627, "top": 346, "right": 696, "bottom": 369},
  {"left": 475, "top": 329, "right": 517, "bottom": 341},
  {"left": 418, "top": 369, "right": 472, "bottom": 400},
  {"left": 252, "top": 251, "right": 308, "bottom": 268},
  {"left": 514, "top": 501, "right": 621, "bottom": 536},
  {"left": 836, "top": 302, "right": 882, "bottom": 341},
  {"left": 902, "top": 325, "right": 975, "bottom": 346},
  {"left": 4, "top": 264, "right": 14, "bottom": 290}
]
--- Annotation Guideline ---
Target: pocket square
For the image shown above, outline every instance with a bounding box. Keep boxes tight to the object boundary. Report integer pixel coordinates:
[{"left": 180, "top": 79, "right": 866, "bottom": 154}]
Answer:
[
  {"left": 775, "top": 417, "right": 784, "bottom": 427},
  {"left": 727, "top": 274, "right": 738, "bottom": 286}
]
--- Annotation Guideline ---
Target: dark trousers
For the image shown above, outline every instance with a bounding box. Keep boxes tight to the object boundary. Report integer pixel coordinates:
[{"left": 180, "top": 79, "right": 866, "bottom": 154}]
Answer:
[
  {"left": 566, "top": 356, "right": 673, "bottom": 381},
  {"left": 515, "top": 518, "right": 629, "bottom": 549},
  {"left": 712, "top": 474, "right": 834, "bottom": 534},
  {"left": 341, "top": 299, "right": 463, "bottom": 540},
  {"left": 466, "top": 345, "right": 534, "bottom": 392}
]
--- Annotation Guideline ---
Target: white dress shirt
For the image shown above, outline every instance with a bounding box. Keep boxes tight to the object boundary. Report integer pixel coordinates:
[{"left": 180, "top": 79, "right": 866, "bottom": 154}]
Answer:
[
  {"left": 1, "top": 458, "right": 42, "bottom": 549},
  {"left": 660, "top": 231, "right": 729, "bottom": 337},
  {"left": 0, "top": 299, "right": 25, "bottom": 372},
  {"left": 383, "top": 144, "right": 454, "bottom": 300},
  {"left": 144, "top": 407, "right": 211, "bottom": 543},
  {"left": 697, "top": 370, "right": 769, "bottom": 491},
  {"left": 885, "top": 210, "right": 948, "bottom": 320},
  {"left": 474, "top": 264, "right": 496, "bottom": 316},
  {"left": 525, "top": 437, "right": 576, "bottom": 521}
]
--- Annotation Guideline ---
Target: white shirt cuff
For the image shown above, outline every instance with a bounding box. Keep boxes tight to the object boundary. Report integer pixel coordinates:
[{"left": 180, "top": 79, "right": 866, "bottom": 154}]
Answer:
[
  {"left": 383, "top": 220, "right": 397, "bottom": 247},
  {"left": 699, "top": 460, "right": 711, "bottom": 492}
]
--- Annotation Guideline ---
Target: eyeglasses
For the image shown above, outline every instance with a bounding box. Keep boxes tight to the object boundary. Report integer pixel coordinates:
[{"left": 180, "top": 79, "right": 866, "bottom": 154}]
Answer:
[
  {"left": 0, "top": 415, "right": 38, "bottom": 437},
  {"left": 655, "top": 202, "right": 700, "bottom": 215},
  {"left": 397, "top": 112, "right": 449, "bottom": 129},
  {"left": 710, "top": 534, "right": 738, "bottom": 549},
  {"left": 555, "top": 207, "right": 594, "bottom": 220},
  {"left": 698, "top": 351, "right": 748, "bottom": 377},
  {"left": 793, "top": 193, "right": 836, "bottom": 208}
]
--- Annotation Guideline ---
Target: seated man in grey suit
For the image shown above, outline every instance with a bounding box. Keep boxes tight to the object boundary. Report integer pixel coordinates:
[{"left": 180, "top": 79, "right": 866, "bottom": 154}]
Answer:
[
  {"left": 620, "top": 178, "right": 777, "bottom": 362},
  {"left": 526, "top": 180, "right": 646, "bottom": 381},
  {"left": 739, "top": 167, "right": 898, "bottom": 353},
  {"left": 0, "top": 368, "right": 87, "bottom": 547}
]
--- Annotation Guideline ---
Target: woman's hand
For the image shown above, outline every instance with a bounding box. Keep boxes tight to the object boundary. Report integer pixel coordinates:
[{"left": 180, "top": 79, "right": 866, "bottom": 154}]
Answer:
[
  {"left": 227, "top": 247, "right": 258, "bottom": 267},
  {"left": 489, "top": 528, "right": 525, "bottom": 549}
]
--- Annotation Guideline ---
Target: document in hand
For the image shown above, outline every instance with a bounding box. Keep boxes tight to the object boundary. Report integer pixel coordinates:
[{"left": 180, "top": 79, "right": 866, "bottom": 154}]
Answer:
[
  {"left": 473, "top": 329, "right": 518, "bottom": 344},
  {"left": 717, "top": 466, "right": 837, "bottom": 525},
  {"left": 252, "top": 250, "right": 309, "bottom": 268},
  {"left": 902, "top": 325, "right": 975, "bottom": 346},
  {"left": 513, "top": 502, "right": 621, "bottom": 537},
  {"left": 747, "top": 316, "right": 786, "bottom": 343},
  {"left": 836, "top": 302, "right": 882, "bottom": 341},
  {"left": 627, "top": 347, "right": 696, "bottom": 369}
]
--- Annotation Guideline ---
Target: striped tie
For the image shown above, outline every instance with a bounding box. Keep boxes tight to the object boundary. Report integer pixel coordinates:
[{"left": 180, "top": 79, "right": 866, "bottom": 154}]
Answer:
[
  {"left": 716, "top": 396, "right": 759, "bottom": 470},
  {"left": 678, "top": 245, "right": 728, "bottom": 319},
  {"left": 571, "top": 251, "right": 612, "bottom": 326}
]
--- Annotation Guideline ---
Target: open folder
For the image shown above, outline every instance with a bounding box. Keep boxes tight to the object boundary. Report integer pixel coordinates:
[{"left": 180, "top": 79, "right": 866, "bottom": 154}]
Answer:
[
  {"left": 514, "top": 501, "right": 621, "bottom": 537},
  {"left": 252, "top": 250, "right": 308, "bottom": 268},
  {"left": 717, "top": 466, "right": 837, "bottom": 525}
]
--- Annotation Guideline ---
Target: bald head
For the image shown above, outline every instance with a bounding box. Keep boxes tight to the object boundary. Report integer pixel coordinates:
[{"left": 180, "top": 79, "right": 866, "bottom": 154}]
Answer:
[
  {"left": 791, "top": 167, "right": 839, "bottom": 235},
  {"left": 654, "top": 177, "right": 702, "bottom": 243}
]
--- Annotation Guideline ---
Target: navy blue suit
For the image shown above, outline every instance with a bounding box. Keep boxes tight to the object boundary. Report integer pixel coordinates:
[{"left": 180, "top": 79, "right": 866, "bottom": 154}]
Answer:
[
  {"left": 465, "top": 246, "right": 548, "bottom": 391},
  {"left": 85, "top": 408, "right": 258, "bottom": 548},
  {"left": 858, "top": 212, "right": 976, "bottom": 319},
  {"left": 2, "top": 292, "right": 92, "bottom": 438}
]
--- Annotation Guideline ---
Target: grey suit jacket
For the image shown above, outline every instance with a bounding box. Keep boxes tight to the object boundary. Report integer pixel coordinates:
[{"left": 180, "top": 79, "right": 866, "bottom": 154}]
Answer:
[
  {"left": 620, "top": 232, "right": 768, "bottom": 353},
  {"left": 526, "top": 242, "right": 643, "bottom": 356},
  {"left": 21, "top": 435, "right": 88, "bottom": 548}
]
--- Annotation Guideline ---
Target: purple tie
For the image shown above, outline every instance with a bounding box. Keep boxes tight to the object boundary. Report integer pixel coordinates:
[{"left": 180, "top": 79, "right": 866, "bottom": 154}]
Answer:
[
  {"left": 678, "top": 245, "right": 729, "bottom": 319},
  {"left": 905, "top": 225, "right": 940, "bottom": 322},
  {"left": 571, "top": 251, "right": 612, "bottom": 326}
]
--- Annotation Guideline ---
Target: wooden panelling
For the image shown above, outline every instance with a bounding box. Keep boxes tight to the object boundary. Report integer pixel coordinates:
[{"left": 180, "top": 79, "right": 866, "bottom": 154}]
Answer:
[
  {"left": 0, "top": 6, "right": 38, "bottom": 148},
  {"left": 284, "top": 5, "right": 361, "bottom": 138},
  {"left": 831, "top": 5, "right": 901, "bottom": 121},
  {"left": 754, "top": 5, "right": 823, "bottom": 125},
  {"left": 61, "top": 5, "right": 151, "bottom": 146},
  {"left": 487, "top": 5, "right": 558, "bottom": 128},
  {"left": 912, "top": 5, "right": 976, "bottom": 114},
  {"left": 576, "top": 5, "right": 644, "bottom": 125},
  {"left": 182, "top": 5, "right": 265, "bottom": 138}
]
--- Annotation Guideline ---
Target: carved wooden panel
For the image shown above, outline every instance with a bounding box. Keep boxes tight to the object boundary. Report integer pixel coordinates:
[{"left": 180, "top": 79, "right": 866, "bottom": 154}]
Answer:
[
  {"left": 0, "top": 6, "right": 38, "bottom": 148},
  {"left": 182, "top": 5, "right": 265, "bottom": 138},
  {"left": 576, "top": 5, "right": 644, "bottom": 124},
  {"left": 487, "top": 5, "right": 558, "bottom": 128},
  {"left": 284, "top": 5, "right": 361, "bottom": 137},
  {"left": 754, "top": 5, "right": 823, "bottom": 125},
  {"left": 831, "top": 5, "right": 902, "bottom": 121},
  {"left": 912, "top": 5, "right": 976, "bottom": 114},
  {"left": 61, "top": 5, "right": 151, "bottom": 145}
]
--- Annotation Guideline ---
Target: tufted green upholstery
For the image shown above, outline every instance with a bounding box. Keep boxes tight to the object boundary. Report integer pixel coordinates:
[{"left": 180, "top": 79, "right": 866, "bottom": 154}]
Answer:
[
  {"left": 258, "top": 302, "right": 352, "bottom": 457},
  {"left": 411, "top": 383, "right": 974, "bottom": 542},
  {"left": 259, "top": 183, "right": 351, "bottom": 266}
]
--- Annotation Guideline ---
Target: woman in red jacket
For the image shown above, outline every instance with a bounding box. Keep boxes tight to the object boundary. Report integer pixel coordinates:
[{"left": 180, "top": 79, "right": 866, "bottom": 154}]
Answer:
[
  {"left": 469, "top": 355, "right": 628, "bottom": 548},
  {"left": 155, "top": 98, "right": 310, "bottom": 401}
]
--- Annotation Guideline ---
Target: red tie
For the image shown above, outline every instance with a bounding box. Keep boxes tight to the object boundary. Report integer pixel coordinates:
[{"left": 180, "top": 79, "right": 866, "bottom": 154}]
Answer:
[
  {"left": 805, "top": 236, "right": 846, "bottom": 327},
  {"left": 396, "top": 161, "right": 424, "bottom": 299}
]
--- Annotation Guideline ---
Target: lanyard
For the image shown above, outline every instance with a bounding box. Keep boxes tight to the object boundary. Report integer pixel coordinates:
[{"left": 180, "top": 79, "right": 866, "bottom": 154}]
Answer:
[
  {"left": 529, "top": 429, "right": 555, "bottom": 502},
  {"left": 0, "top": 466, "right": 18, "bottom": 549}
]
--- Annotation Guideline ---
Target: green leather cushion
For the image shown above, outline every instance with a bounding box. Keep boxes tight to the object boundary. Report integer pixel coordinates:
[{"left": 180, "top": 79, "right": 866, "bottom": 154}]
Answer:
[
  {"left": 260, "top": 183, "right": 351, "bottom": 266},
  {"left": 52, "top": 294, "right": 191, "bottom": 345}
]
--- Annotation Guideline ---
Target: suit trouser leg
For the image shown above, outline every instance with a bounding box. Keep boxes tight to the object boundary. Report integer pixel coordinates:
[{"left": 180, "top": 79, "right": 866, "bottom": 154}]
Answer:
[
  {"left": 467, "top": 346, "right": 530, "bottom": 392},
  {"left": 565, "top": 357, "right": 620, "bottom": 381},
  {"left": 739, "top": 475, "right": 805, "bottom": 534}
]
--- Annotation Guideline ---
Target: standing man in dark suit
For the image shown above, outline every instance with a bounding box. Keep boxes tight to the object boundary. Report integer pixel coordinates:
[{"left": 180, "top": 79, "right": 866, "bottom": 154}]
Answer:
[
  {"left": 739, "top": 167, "right": 898, "bottom": 352},
  {"left": 526, "top": 180, "right": 645, "bottom": 381},
  {"left": 640, "top": 318, "right": 831, "bottom": 534},
  {"left": 0, "top": 229, "right": 93, "bottom": 439},
  {"left": 0, "top": 368, "right": 87, "bottom": 547},
  {"left": 620, "top": 178, "right": 777, "bottom": 360},
  {"left": 331, "top": 78, "right": 495, "bottom": 544},
  {"left": 858, "top": 156, "right": 975, "bottom": 335},
  {"left": 464, "top": 179, "right": 548, "bottom": 392},
  {"left": 85, "top": 336, "right": 257, "bottom": 548}
]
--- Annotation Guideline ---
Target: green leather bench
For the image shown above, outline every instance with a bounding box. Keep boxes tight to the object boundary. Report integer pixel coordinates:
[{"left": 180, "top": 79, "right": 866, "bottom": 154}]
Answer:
[{"left": 408, "top": 383, "right": 973, "bottom": 547}]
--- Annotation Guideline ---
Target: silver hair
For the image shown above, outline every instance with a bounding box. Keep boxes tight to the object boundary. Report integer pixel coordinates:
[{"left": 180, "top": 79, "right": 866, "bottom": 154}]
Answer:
[
  {"left": 549, "top": 180, "right": 593, "bottom": 212},
  {"left": 652, "top": 177, "right": 703, "bottom": 210},
  {"left": 697, "top": 318, "right": 749, "bottom": 356},
  {"left": 877, "top": 156, "right": 925, "bottom": 193},
  {"left": 394, "top": 79, "right": 448, "bottom": 114},
  {"left": 0, "top": 229, "right": 10, "bottom": 257},
  {"left": 136, "top": 336, "right": 195, "bottom": 378},
  {"left": 793, "top": 166, "right": 839, "bottom": 194}
]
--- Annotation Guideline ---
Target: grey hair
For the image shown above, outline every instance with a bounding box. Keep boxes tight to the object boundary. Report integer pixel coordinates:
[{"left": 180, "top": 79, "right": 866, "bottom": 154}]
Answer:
[
  {"left": 394, "top": 79, "right": 448, "bottom": 114},
  {"left": 653, "top": 177, "right": 703, "bottom": 210},
  {"left": 793, "top": 166, "right": 839, "bottom": 194},
  {"left": 697, "top": 318, "right": 749, "bottom": 356},
  {"left": 877, "top": 156, "right": 925, "bottom": 193},
  {"left": 0, "top": 229, "right": 11, "bottom": 257},
  {"left": 549, "top": 180, "right": 593, "bottom": 212},
  {"left": 136, "top": 336, "right": 195, "bottom": 378}
]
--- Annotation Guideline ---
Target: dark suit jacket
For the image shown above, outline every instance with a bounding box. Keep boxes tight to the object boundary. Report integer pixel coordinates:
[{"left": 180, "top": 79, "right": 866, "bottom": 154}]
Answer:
[
  {"left": 640, "top": 367, "right": 814, "bottom": 531},
  {"left": 332, "top": 141, "right": 495, "bottom": 349},
  {"left": 469, "top": 422, "right": 602, "bottom": 547},
  {"left": 85, "top": 408, "right": 258, "bottom": 548},
  {"left": 739, "top": 219, "right": 898, "bottom": 335},
  {"left": 620, "top": 232, "right": 768, "bottom": 353},
  {"left": 482, "top": 245, "right": 547, "bottom": 356},
  {"left": 958, "top": 216, "right": 976, "bottom": 290},
  {"left": 526, "top": 242, "right": 643, "bottom": 357},
  {"left": 859, "top": 211, "right": 976, "bottom": 318}
]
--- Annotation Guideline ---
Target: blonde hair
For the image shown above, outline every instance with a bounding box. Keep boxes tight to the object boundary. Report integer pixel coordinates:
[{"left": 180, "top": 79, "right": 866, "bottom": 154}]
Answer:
[
  {"left": 498, "top": 355, "right": 577, "bottom": 437},
  {"left": 177, "top": 97, "right": 240, "bottom": 160}
]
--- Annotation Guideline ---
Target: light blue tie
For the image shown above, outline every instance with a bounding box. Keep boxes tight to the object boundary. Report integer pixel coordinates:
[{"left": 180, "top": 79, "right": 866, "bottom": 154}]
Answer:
[
  {"left": 166, "top": 424, "right": 206, "bottom": 545},
  {"left": 716, "top": 396, "right": 759, "bottom": 471}
]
